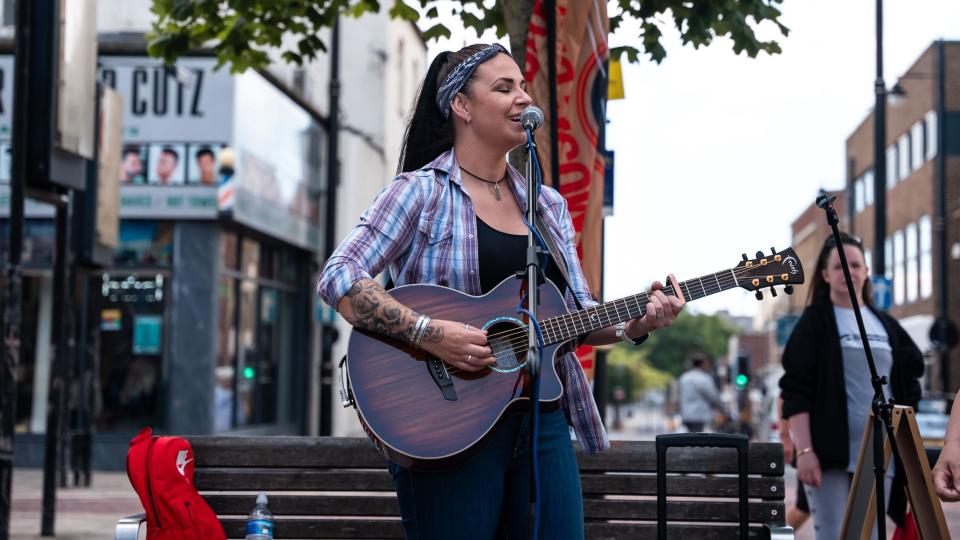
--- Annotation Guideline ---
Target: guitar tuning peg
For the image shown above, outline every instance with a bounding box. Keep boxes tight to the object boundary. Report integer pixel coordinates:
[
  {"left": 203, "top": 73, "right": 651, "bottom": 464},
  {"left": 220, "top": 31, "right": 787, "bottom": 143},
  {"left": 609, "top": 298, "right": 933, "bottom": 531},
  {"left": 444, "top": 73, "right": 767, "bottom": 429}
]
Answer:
[
  {"left": 755, "top": 251, "right": 764, "bottom": 259},
  {"left": 742, "top": 253, "right": 749, "bottom": 262},
  {"left": 755, "top": 290, "right": 763, "bottom": 301},
  {"left": 769, "top": 286, "right": 777, "bottom": 297},
  {"left": 770, "top": 247, "right": 777, "bottom": 255},
  {"left": 784, "top": 285, "right": 794, "bottom": 295}
]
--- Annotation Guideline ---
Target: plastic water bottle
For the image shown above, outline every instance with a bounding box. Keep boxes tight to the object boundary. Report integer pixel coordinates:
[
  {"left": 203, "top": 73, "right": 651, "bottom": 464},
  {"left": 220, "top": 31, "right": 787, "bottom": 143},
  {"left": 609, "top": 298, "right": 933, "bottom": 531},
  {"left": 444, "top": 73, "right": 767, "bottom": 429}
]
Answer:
[{"left": 245, "top": 493, "right": 274, "bottom": 540}]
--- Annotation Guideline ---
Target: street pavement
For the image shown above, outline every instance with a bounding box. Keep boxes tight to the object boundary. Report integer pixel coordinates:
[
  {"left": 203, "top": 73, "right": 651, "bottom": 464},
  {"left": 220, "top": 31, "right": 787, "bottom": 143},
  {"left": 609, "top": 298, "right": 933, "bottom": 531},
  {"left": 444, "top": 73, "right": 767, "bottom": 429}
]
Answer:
[
  {"left": 6, "top": 405, "right": 960, "bottom": 539},
  {"left": 10, "top": 468, "right": 142, "bottom": 540}
]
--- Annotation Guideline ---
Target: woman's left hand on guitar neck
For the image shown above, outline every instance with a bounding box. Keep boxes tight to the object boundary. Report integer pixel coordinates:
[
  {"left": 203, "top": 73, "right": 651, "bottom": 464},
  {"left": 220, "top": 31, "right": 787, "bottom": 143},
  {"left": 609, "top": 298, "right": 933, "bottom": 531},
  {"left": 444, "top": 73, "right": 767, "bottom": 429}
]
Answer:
[{"left": 584, "top": 275, "right": 685, "bottom": 346}]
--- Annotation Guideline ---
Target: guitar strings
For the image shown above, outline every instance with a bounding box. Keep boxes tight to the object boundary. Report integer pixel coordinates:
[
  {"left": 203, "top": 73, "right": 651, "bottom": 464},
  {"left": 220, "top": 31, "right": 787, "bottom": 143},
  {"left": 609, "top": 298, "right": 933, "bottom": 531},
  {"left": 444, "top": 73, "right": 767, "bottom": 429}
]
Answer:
[
  {"left": 442, "top": 262, "right": 793, "bottom": 375},
  {"left": 480, "top": 262, "right": 785, "bottom": 348},
  {"left": 447, "top": 268, "right": 772, "bottom": 373}
]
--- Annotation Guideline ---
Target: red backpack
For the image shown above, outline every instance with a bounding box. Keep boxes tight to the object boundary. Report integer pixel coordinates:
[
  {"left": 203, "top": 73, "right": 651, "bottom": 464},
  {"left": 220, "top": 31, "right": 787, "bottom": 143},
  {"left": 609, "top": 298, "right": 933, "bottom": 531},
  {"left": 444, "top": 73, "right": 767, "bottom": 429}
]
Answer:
[{"left": 127, "top": 427, "right": 227, "bottom": 540}]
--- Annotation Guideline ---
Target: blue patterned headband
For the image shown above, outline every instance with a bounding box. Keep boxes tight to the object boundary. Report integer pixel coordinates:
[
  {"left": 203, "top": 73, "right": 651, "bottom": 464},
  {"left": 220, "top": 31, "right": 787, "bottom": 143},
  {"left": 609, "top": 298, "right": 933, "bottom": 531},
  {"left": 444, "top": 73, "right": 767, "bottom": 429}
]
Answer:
[{"left": 435, "top": 44, "right": 509, "bottom": 119}]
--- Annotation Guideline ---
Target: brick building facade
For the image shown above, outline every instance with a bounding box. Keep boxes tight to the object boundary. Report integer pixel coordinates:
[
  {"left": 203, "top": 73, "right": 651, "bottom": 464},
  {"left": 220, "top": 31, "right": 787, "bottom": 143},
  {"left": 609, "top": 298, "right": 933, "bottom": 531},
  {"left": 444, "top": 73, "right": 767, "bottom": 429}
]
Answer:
[{"left": 845, "top": 41, "right": 960, "bottom": 392}]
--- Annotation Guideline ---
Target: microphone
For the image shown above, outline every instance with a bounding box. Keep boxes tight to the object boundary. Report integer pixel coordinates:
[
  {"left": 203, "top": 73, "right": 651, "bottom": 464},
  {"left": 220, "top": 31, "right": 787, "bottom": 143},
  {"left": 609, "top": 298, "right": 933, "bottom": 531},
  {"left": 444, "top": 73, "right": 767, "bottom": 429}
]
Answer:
[{"left": 520, "top": 106, "right": 544, "bottom": 131}]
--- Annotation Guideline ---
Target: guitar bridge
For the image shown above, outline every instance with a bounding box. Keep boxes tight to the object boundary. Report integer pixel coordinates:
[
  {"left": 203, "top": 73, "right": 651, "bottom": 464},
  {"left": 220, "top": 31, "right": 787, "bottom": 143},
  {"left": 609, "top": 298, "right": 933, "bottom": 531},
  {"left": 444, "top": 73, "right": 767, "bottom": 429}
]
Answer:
[{"left": 426, "top": 358, "right": 458, "bottom": 401}]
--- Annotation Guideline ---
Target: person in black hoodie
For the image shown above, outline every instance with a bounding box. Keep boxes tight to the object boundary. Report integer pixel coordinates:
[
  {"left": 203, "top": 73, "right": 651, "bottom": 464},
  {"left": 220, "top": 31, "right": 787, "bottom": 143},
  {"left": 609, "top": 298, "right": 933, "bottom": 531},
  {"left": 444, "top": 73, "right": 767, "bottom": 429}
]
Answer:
[{"left": 779, "top": 233, "right": 924, "bottom": 539}]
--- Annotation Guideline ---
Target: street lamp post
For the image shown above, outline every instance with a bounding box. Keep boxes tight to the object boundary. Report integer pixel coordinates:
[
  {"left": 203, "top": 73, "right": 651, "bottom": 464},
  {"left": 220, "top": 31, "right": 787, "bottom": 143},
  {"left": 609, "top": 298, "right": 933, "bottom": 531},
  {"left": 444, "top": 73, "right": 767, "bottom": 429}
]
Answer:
[{"left": 872, "top": 0, "right": 887, "bottom": 276}]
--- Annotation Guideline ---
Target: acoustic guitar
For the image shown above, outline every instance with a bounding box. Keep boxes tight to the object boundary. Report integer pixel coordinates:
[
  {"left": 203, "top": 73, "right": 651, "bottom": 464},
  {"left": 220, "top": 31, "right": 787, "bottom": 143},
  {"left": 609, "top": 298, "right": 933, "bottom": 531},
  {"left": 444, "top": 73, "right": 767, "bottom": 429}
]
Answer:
[{"left": 344, "top": 247, "right": 805, "bottom": 470}]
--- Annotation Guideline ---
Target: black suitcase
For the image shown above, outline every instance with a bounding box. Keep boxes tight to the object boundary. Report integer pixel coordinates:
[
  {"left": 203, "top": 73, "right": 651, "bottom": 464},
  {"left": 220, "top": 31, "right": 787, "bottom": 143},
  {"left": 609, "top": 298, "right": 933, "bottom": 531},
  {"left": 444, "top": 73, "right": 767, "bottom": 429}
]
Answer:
[{"left": 656, "top": 432, "right": 750, "bottom": 540}]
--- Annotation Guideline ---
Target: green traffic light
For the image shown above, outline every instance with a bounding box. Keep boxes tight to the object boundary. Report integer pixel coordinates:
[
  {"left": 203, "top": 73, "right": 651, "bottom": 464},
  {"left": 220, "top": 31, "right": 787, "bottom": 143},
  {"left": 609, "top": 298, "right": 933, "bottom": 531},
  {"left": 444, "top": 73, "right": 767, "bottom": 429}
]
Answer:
[
  {"left": 735, "top": 374, "right": 749, "bottom": 387},
  {"left": 243, "top": 366, "right": 255, "bottom": 379}
]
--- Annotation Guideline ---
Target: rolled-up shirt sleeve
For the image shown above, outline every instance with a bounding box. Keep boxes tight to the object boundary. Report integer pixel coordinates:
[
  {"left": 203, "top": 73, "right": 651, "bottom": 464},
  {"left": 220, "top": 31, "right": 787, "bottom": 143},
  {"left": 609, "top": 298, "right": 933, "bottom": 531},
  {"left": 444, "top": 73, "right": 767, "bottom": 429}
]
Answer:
[
  {"left": 553, "top": 196, "right": 599, "bottom": 310},
  {"left": 316, "top": 175, "right": 423, "bottom": 309}
]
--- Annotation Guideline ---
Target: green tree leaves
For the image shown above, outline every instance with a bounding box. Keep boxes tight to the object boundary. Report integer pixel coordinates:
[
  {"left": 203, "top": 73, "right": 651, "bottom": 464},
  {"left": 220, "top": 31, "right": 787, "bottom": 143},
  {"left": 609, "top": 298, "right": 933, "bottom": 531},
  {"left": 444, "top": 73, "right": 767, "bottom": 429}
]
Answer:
[
  {"left": 147, "top": 0, "right": 789, "bottom": 73},
  {"left": 642, "top": 312, "right": 738, "bottom": 378}
]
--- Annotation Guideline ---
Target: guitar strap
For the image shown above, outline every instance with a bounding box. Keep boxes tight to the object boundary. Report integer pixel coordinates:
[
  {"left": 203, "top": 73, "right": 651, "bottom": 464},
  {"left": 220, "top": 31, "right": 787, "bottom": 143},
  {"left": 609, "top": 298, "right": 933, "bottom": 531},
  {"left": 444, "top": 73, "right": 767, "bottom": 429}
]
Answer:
[{"left": 534, "top": 210, "right": 586, "bottom": 312}]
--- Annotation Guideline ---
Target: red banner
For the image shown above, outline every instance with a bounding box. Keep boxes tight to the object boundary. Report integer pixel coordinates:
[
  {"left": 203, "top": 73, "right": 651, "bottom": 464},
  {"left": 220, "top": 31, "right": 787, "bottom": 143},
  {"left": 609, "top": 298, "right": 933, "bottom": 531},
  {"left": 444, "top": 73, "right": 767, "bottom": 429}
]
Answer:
[{"left": 526, "top": 0, "right": 609, "bottom": 378}]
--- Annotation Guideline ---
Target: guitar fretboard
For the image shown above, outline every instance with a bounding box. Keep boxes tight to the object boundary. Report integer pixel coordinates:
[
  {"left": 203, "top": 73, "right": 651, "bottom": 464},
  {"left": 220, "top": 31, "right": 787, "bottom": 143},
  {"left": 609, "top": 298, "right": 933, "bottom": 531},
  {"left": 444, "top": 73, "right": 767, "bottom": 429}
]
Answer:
[{"left": 540, "top": 268, "right": 741, "bottom": 346}]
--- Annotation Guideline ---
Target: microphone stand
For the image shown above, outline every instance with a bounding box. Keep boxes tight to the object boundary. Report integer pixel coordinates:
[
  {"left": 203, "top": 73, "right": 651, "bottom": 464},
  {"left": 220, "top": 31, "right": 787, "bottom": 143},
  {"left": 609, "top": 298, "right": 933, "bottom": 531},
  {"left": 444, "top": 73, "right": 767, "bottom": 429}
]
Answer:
[
  {"left": 815, "top": 192, "right": 903, "bottom": 539},
  {"left": 523, "top": 125, "right": 545, "bottom": 540}
]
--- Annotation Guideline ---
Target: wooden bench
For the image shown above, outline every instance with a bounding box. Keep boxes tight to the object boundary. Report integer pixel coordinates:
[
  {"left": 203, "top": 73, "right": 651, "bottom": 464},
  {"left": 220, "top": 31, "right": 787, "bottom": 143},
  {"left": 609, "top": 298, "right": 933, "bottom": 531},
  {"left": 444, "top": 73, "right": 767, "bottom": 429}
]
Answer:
[{"left": 116, "top": 436, "right": 794, "bottom": 539}]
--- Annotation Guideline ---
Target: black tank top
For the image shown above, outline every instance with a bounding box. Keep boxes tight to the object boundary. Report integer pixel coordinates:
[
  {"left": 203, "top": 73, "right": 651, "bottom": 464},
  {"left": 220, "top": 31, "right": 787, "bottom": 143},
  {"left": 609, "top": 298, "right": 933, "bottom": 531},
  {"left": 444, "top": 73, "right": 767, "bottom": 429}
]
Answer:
[{"left": 476, "top": 217, "right": 567, "bottom": 295}]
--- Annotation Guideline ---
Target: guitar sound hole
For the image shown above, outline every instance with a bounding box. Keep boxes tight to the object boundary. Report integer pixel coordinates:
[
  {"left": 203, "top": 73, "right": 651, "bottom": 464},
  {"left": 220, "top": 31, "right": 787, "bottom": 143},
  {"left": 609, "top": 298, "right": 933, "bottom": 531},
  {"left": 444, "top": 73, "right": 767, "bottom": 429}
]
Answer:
[{"left": 485, "top": 319, "right": 527, "bottom": 373}]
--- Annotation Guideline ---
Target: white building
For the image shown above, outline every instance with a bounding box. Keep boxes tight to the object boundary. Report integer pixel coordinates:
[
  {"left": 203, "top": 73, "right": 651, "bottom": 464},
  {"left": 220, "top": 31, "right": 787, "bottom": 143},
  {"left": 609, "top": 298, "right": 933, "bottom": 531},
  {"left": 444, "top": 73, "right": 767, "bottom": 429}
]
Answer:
[{"left": 0, "top": 0, "right": 425, "bottom": 467}]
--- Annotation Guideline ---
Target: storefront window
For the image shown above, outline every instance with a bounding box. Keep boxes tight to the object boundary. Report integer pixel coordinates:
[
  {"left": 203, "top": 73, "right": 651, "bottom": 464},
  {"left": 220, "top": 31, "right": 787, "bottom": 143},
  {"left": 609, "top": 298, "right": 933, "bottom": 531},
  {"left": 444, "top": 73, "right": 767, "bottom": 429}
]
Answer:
[
  {"left": 96, "top": 273, "right": 167, "bottom": 431},
  {"left": 114, "top": 221, "right": 173, "bottom": 267},
  {"left": 216, "top": 231, "right": 304, "bottom": 431},
  {"left": 236, "top": 278, "right": 258, "bottom": 426},
  {"left": 214, "top": 275, "right": 238, "bottom": 432}
]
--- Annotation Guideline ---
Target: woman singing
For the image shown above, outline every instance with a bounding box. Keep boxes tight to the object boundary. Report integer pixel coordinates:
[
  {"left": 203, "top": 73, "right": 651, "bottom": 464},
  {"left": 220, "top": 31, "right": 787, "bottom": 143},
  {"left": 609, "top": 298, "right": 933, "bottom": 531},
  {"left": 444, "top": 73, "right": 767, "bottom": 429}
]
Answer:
[{"left": 316, "top": 43, "right": 684, "bottom": 538}]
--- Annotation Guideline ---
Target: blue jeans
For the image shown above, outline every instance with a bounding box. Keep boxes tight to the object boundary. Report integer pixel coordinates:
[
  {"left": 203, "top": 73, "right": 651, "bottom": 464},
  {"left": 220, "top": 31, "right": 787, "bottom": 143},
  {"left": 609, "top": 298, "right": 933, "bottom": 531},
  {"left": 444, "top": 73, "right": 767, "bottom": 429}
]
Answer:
[{"left": 387, "top": 409, "right": 584, "bottom": 540}]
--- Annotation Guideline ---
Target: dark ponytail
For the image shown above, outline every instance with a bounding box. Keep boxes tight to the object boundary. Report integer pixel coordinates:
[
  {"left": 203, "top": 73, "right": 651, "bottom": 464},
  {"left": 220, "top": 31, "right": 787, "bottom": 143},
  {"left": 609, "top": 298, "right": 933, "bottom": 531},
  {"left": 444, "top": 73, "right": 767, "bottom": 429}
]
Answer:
[{"left": 397, "top": 44, "right": 498, "bottom": 174}]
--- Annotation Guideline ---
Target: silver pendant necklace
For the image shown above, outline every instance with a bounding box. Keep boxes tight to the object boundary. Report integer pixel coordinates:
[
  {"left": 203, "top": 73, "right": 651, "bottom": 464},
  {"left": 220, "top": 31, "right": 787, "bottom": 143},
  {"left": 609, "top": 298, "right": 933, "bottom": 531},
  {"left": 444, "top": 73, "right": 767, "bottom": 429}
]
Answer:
[{"left": 459, "top": 165, "right": 507, "bottom": 201}]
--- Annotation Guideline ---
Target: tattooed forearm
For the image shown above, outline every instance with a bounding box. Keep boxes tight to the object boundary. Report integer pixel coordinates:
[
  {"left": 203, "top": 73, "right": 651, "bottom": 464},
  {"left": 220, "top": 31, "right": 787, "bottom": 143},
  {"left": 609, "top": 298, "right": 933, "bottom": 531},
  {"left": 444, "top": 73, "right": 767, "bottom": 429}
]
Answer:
[
  {"left": 341, "top": 279, "right": 422, "bottom": 342},
  {"left": 421, "top": 323, "right": 444, "bottom": 344}
]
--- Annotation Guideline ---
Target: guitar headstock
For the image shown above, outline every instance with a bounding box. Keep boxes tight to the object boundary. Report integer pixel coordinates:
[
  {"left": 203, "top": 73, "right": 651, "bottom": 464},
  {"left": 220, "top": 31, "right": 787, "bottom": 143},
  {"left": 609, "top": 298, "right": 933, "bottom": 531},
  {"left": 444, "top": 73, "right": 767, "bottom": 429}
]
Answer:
[{"left": 735, "top": 247, "right": 805, "bottom": 300}]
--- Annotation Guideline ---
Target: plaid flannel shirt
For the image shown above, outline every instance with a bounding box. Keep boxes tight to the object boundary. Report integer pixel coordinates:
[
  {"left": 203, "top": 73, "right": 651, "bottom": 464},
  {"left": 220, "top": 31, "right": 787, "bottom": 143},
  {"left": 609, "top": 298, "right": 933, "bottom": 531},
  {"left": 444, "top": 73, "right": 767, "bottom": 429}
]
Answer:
[{"left": 317, "top": 149, "right": 610, "bottom": 454}]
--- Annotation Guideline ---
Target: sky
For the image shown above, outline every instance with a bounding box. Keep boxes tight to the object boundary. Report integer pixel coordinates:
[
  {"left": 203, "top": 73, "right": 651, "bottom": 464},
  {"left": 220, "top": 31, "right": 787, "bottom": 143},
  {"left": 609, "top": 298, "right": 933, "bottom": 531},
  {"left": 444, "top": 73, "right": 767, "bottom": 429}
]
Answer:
[{"left": 425, "top": 0, "right": 960, "bottom": 317}]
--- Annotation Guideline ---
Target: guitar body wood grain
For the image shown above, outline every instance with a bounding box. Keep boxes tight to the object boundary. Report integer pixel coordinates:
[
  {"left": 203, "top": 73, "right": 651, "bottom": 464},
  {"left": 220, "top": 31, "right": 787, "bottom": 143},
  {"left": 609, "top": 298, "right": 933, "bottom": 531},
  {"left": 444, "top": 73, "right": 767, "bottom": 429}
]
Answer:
[{"left": 346, "top": 276, "right": 568, "bottom": 471}]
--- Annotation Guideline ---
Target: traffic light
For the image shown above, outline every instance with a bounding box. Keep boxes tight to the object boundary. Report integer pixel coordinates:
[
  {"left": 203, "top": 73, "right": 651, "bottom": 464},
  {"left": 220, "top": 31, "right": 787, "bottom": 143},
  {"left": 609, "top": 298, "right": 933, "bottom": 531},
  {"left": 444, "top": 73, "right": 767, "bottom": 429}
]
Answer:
[{"left": 735, "top": 354, "right": 751, "bottom": 388}]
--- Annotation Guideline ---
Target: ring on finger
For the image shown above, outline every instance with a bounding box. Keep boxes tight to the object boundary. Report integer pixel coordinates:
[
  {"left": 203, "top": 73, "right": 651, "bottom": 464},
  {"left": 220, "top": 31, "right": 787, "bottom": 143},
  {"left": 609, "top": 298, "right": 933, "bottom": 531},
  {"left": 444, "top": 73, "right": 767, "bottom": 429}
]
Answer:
[
  {"left": 465, "top": 323, "right": 472, "bottom": 330},
  {"left": 466, "top": 355, "right": 473, "bottom": 364},
  {"left": 655, "top": 310, "right": 665, "bottom": 320}
]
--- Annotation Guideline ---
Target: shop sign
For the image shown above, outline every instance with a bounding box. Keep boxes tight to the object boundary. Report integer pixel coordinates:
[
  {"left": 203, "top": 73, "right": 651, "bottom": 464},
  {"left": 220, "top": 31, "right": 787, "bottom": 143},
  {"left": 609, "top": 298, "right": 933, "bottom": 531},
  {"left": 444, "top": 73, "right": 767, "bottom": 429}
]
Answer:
[
  {"left": 231, "top": 186, "right": 320, "bottom": 250},
  {"left": 118, "top": 185, "right": 218, "bottom": 219},
  {"left": 0, "top": 184, "right": 218, "bottom": 219},
  {"left": 101, "top": 273, "right": 165, "bottom": 304},
  {"left": 97, "top": 56, "right": 233, "bottom": 144}
]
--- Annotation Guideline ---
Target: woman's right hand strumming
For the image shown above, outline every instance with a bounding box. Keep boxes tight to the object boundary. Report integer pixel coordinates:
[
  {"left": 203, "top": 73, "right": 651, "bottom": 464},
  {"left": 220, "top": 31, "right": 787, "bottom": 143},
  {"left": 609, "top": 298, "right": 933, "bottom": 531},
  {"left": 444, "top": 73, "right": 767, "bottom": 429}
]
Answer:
[
  {"left": 419, "top": 319, "right": 496, "bottom": 372},
  {"left": 337, "top": 279, "right": 496, "bottom": 373}
]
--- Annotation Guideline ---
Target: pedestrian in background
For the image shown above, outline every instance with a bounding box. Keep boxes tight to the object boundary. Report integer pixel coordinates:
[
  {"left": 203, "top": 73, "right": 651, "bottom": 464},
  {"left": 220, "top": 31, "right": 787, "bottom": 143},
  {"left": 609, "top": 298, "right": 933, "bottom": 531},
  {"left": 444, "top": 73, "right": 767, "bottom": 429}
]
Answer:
[
  {"left": 779, "top": 233, "right": 924, "bottom": 539},
  {"left": 677, "top": 356, "right": 723, "bottom": 432}
]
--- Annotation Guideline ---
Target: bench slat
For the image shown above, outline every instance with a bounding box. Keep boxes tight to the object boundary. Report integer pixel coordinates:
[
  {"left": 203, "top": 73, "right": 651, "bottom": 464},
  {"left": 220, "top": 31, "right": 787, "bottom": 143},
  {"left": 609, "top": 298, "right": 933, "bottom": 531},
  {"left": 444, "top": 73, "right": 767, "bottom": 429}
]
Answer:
[
  {"left": 219, "top": 518, "right": 775, "bottom": 539},
  {"left": 190, "top": 437, "right": 387, "bottom": 468},
  {"left": 191, "top": 437, "right": 783, "bottom": 476},
  {"left": 585, "top": 522, "right": 774, "bottom": 539},
  {"left": 583, "top": 499, "right": 784, "bottom": 523},
  {"left": 196, "top": 469, "right": 396, "bottom": 491},
  {"left": 220, "top": 518, "right": 403, "bottom": 539},
  {"left": 578, "top": 441, "right": 783, "bottom": 475},
  {"left": 195, "top": 469, "right": 784, "bottom": 500},
  {"left": 207, "top": 494, "right": 400, "bottom": 516},
  {"left": 204, "top": 494, "right": 782, "bottom": 523},
  {"left": 580, "top": 474, "right": 784, "bottom": 499}
]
